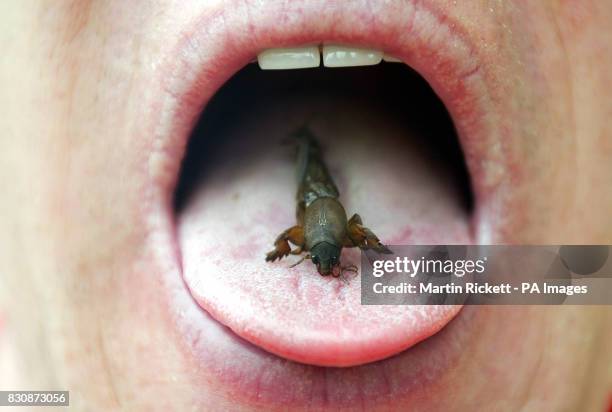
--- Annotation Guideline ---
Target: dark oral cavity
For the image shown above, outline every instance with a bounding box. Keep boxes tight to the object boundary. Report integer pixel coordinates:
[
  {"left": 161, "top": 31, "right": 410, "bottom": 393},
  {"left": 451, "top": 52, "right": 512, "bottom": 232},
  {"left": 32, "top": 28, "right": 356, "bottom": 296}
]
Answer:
[{"left": 146, "top": 0, "right": 503, "bottom": 375}]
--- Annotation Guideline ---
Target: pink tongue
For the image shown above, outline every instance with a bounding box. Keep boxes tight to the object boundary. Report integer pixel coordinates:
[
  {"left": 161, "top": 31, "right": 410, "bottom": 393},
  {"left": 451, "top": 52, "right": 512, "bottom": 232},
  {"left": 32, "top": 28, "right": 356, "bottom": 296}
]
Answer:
[{"left": 178, "top": 99, "right": 469, "bottom": 367}]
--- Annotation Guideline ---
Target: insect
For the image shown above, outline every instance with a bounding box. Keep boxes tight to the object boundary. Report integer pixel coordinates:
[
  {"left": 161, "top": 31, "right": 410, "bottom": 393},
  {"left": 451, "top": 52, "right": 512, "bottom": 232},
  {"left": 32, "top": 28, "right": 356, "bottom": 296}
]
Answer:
[{"left": 265, "top": 126, "right": 392, "bottom": 276}]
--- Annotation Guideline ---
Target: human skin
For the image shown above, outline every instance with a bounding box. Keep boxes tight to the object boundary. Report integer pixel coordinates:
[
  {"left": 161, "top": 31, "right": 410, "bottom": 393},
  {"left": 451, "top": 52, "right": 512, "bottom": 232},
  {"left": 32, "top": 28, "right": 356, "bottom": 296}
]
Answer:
[{"left": 0, "top": 0, "right": 611, "bottom": 411}]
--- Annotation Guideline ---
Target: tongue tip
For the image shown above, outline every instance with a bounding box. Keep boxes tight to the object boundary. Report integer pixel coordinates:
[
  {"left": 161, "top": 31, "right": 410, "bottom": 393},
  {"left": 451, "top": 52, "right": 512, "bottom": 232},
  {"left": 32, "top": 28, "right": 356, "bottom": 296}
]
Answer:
[
  {"left": 186, "top": 268, "right": 463, "bottom": 367},
  {"left": 220, "top": 304, "right": 463, "bottom": 367},
  {"left": 249, "top": 334, "right": 426, "bottom": 367}
]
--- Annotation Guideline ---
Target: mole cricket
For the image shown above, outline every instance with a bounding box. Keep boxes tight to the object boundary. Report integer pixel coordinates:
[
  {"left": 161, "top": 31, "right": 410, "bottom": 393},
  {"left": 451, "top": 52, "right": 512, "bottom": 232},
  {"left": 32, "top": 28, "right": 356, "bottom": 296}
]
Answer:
[{"left": 265, "top": 127, "right": 392, "bottom": 276}]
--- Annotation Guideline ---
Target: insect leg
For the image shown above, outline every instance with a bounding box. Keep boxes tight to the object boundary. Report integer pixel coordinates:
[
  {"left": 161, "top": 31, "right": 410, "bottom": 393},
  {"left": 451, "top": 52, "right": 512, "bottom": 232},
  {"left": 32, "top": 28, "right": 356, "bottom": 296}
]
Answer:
[
  {"left": 265, "top": 225, "right": 305, "bottom": 262},
  {"left": 345, "top": 213, "right": 393, "bottom": 254}
]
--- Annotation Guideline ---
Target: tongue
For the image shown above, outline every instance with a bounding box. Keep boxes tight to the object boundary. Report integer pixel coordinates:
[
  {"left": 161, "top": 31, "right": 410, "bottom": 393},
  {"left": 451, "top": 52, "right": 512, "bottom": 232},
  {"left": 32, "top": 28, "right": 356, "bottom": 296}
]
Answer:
[{"left": 177, "top": 68, "right": 471, "bottom": 367}]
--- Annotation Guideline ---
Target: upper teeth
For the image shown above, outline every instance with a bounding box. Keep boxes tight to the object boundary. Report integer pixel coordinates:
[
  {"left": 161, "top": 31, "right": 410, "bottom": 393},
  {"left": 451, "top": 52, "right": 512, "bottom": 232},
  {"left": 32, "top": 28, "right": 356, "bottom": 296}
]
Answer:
[
  {"left": 257, "top": 46, "right": 320, "bottom": 70},
  {"left": 322, "top": 45, "right": 382, "bottom": 67},
  {"left": 257, "top": 45, "right": 401, "bottom": 70}
]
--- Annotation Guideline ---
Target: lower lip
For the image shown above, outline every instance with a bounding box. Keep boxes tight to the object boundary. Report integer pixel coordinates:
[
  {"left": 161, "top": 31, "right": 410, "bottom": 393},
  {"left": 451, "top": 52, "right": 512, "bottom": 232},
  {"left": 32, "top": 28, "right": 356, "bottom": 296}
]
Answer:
[{"left": 142, "top": 0, "right": 503, "bottom": 407}]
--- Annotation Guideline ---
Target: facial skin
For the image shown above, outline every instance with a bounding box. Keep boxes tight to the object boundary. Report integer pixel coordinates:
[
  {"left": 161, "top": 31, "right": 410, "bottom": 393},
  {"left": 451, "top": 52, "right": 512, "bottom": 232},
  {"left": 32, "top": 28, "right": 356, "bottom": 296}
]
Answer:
[{"left": 1, "top": 0, "right": 611, "bottom": 410}]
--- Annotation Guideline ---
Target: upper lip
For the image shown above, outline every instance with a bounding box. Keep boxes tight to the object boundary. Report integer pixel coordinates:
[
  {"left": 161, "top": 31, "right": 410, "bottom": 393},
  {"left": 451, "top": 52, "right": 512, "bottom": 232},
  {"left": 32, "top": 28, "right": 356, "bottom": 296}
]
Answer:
[{"left": 141, "top": 0, "right": 509, "bottom": 407}]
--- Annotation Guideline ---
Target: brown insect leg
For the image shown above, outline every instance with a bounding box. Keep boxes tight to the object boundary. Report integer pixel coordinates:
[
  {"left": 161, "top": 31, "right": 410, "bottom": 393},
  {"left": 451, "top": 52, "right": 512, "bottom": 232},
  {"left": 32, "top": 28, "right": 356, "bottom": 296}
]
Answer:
[
  {"left": 345, "top": 214, "right": 393, "bottom": 254},
  {"left": 265, "top": 225, "right": 305, "bottom": 262}
]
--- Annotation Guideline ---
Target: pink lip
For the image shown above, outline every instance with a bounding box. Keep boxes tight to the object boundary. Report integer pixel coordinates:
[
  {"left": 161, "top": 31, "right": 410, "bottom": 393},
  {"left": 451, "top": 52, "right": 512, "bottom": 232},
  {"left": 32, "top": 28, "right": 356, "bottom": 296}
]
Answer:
[{"left": 141, "top": 0, "right": 508, "bottom": 407}]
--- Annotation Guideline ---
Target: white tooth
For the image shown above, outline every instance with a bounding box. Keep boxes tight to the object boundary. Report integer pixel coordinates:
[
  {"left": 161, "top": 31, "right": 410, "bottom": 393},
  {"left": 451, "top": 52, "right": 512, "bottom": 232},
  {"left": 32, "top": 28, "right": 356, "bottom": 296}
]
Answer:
[
  {"left": 322, "top": 45, "right": 383, "bottom": 67},
  {"left": 257, "top": 46, "right": 320, "bottom": 70},
  {"left": 383, "top": 54, "right": 402, "bottom": 63}
]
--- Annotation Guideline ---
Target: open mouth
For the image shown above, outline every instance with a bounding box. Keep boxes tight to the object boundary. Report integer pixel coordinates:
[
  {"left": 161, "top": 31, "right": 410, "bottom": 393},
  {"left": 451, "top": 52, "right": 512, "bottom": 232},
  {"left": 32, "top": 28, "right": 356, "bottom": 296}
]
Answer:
[
  {"left": 143, "top": 0, "right": 512, "bottom": 408},
  {"left": 174, "top": 60, "right": 474, "bottom": 368}
]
